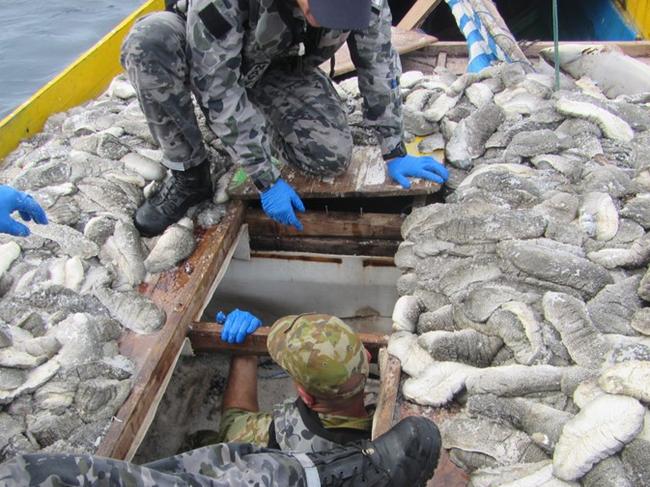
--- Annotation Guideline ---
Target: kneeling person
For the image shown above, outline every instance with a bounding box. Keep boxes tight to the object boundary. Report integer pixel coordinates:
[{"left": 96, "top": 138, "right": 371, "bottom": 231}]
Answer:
[{"left": 197, "top": 313, "right": 373, "bottom": 451}]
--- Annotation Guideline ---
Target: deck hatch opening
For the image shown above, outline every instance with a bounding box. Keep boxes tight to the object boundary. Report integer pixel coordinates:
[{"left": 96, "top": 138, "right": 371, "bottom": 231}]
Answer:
[{"left": 200, "top": 244, "right": 400, "bottom": 335}]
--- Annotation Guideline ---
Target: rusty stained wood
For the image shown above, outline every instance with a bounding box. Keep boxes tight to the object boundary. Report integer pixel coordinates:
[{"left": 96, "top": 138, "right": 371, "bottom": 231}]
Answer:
[
  {"left": 228, "top": 145, "right": 443, "bottom": 200},
  {"left": 96, "top": 201, "right": 246, "bottom": 460},
  {"left": 246, "top": 209, "right": 403, "bottom": 240},
  {"left": 319, "top": 27, "right": 438, "bottom": 77},
  {"left": 397, "top": 0, "right": 444, "bottom": 30},
  {"left": 371, "top": 349, "right": 402, "bottom": 440},
  {"left": 189, "top": 322, "right": 388, "bottom": 359},
  {"left": 250, "top": 235, "right": 399, "bottom": 257}
]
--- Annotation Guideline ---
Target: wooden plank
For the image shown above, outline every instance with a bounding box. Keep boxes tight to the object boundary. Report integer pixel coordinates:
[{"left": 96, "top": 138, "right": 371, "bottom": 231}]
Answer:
[
  {"left": 397, "top": 0, "right": 444, "bottom": 31},
  {"left": 371, "top": 349, "right": 402, "bottom": 439},
  {"left": 250, "top": 235, "right": 399, "bottom": 257},
  {"left": 97, "top": 201, "right": 246, "bottom": 460},
  {"left": 189, "top": 322, "right": 388, "bottom": 358},
  {"left": 319, "top": 27, "right": 438, "bottom": 77},
  {"left": 228, "top": 146, "right": 443, "bottom": 200},
  {"left": 0, "top": 0, "right": 164, "bottom": 162},
  {"left": 407, "top": 40, "right": 650, "bottom": 58},
  {"left": 246, "top": 209, "right": 403, "bottom": 240}
]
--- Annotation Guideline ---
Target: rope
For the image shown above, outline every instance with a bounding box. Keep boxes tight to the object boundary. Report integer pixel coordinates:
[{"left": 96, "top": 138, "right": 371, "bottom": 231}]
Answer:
[{"left": 552, "top": 0, "right": 560, "bottom": 90}]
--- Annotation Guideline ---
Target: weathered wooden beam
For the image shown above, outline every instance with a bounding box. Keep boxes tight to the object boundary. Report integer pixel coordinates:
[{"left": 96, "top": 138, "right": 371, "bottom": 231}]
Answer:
[
  {"left": 246, "top": 209, "right": 404, "bottom": 240},
  {"left": 97, "top": 201, "right": 246, "bottom": 460},
  {"left": 406, "top": 40, "right": 650, "bottom": 58},
  {"left": 319, "top": 27, "right": 437, "bottom": 77},
  {"left": 371, "top": 349, "right": 402, "bottom": 440},
  {"left": 397, "top": 0, "right": 444, "bottom": 30},
  {"left": 189, "top": 322, "right": 388, "bottom": 359},
  {"left": 250, "top": 236, "right": 400, "bottom": 257}
]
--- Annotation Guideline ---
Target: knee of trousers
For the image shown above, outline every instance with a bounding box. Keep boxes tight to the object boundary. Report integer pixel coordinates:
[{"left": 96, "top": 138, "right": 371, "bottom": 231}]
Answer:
[
  {"left": 121, "top": 12, "right": 185, "bottom": 69},
  {"left": 293, "top": 128, "right": 353, "bottom": 177}
]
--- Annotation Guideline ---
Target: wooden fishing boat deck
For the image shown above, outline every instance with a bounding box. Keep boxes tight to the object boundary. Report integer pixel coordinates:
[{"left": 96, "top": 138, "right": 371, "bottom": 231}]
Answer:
[{"left": 95, "top": 37, "right": 650, "bottom": 486}]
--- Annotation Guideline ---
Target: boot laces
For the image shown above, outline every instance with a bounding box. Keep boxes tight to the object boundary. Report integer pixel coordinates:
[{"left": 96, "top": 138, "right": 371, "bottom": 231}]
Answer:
[
  {"left": 320, "top": 443, "right": 391, "bottom": 486},
  {"left": 149, "top": 172, "right": 208, "bottom": 218}
]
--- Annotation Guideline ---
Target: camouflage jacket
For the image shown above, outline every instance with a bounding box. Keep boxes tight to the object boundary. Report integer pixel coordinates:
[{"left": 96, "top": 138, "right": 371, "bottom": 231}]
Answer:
[
  {"left": 270, "top": 399, "right": 371, "bottom": 452},
  {"left": 187, "top": 0, "right": 403, "bottom": 188}
]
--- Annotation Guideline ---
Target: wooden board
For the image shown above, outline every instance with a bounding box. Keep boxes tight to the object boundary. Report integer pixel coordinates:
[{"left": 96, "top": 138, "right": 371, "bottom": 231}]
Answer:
[
  {"left": 228, "top": 146, "right": 444, "bottom": 200},
  {"left": 397, "top": 0, "right": 444, "bottom": 31},
  {"left": 250, "top": 236, "right": 399, "bottom": 257},
  {"left": 371, "top": 349, "right": 402, "bottom": 439},
  {"left": 96, "top": 201, "right": 246, "bottom": 460},
  {"left": 246, "top": 209, "right": 403, "bottom": 240},
  {"left": 401, "top": 40, "right": 650, "bottom": 75},
  {"left": 319, "top": 27, "right": 438, "bottom": 77},
  {"left": 189, "top": 321, "right": 388, "bottom": 359}
]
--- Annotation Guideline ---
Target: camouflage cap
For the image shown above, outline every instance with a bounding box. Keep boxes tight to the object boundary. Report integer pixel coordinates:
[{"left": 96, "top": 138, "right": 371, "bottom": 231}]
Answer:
[{"left": 267, "top": 313, "right": 369, "bottom": 399}]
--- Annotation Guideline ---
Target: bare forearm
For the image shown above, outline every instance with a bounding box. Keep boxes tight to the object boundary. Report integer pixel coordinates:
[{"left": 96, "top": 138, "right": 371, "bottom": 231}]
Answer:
[{"left": 222, "top": 355, "right": 260, "bottom": 412}]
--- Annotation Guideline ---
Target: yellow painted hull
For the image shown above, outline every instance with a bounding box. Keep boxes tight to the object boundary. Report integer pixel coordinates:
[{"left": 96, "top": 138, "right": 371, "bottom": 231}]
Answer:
[
  {"left": 624, "top": 0, "right": 650, "bottom": 39},
  {"left": 0, "top": 0, "right": 164, "bottom": 162}
]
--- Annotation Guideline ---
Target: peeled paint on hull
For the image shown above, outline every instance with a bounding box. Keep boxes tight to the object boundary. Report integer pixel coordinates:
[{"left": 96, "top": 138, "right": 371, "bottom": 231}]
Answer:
[
  {"left": 144, "top": 218, "right": 196, "bottom": 274},
  {"left": 93, "top": 287, "right": 165, "bottom": 334},
  {"left": 552, "top": 394, "right": 645, "bottom": 481},
  {"left": 598, "top": 360, "right": 650, "bottom": 402}
]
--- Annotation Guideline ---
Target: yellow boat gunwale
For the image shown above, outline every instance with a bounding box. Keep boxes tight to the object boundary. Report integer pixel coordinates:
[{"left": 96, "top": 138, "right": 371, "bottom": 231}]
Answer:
[{"left": 0, "top": 0, "right": 164, "bottom": 162}]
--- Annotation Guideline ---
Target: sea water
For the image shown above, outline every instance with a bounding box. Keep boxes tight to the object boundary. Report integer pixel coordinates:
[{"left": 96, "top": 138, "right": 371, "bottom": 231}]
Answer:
[{"left": 0, "top": 0, "right": 144, "bottom": 118}]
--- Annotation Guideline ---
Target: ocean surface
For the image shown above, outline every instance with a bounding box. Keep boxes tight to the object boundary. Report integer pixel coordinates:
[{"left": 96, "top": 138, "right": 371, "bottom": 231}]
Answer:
[{"left": 0, "top": 1, "right": 144, "bottom": 119}]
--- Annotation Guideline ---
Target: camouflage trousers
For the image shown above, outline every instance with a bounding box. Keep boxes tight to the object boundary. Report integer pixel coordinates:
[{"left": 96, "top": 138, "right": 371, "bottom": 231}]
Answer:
[
  {"left": 0, "top": 443, "right": 310, "bottom": 486},
  {"left": 121, "top": 12, "right": 352, "bottom": 177}
]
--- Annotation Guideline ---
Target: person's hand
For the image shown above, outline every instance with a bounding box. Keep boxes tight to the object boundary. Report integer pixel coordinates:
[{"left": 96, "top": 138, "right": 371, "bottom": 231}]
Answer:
[
  {"left": 260, "top": 179, "right": 305, "bottom": 231},
  {"left": 216, "top": 309, "right": 262, "bottom": 344},
  {"left": 387, "top": 155, "right": 449, "bottom": 189},
  {"left": 0, "top": 185, "right": 48, "bottom": 236}
]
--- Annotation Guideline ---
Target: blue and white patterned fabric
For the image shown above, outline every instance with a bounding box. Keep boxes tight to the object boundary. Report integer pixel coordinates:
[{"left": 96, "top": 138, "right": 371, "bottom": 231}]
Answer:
[{"left": 445, "top": 0, "right": 510, "bottom": 72}]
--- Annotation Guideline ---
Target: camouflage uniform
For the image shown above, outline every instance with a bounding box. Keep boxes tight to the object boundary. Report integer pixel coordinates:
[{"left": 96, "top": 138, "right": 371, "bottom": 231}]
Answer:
[
  {"left": 121, "top": 0, "right": 402, "bottom": 191},
  {"left": 215, "top": 314, "right": 371, "bottom": 451},
  {"left": 0, "top": 443, "right": 309, "bottom": 486}
]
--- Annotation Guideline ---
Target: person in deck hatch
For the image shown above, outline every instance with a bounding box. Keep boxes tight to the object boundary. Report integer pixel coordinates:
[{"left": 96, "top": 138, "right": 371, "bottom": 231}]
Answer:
[
  {"left": 120, "top": 0, "right": 449, "bottom": 237},
  {"left": 186, "top": 312, "right": 379, "bottom": 453}
]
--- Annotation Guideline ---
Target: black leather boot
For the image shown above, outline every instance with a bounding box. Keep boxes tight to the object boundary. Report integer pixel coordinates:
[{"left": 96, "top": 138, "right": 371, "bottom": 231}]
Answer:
[
  {"left": 306, "top": 416, "right": 441, "bottom": 487},
  {"left": 134, "top": 160, "right": 212, "bottom": 237}
]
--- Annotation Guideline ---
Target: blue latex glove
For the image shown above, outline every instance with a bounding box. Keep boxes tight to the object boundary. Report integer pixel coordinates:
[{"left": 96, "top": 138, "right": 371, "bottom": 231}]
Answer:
[
  {"left": 0, "top": 185, "right": 48, "bottom": 236},
  {"left": 387, "top": 155, "right": 449, "bottom": 189},
  {"left": 260, "top": 179, "right": 305, "bottom": 231},
  {"left": 217, "top": 309, "right": 262, "bottom": 344}
]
